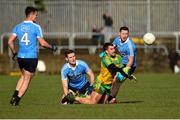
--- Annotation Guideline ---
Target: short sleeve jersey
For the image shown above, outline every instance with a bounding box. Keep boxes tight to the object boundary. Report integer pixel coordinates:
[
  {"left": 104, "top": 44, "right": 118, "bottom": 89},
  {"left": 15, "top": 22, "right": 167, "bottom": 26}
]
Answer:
[
  {"left": 12, "top": 21, "right": 43, "bottom": 58},
  {"left": 61, "top": 60, "right": 90, "bottom": 90},
  {"left": 97, "top": 53, "right": 122, "bottom": 85},
  {"left": 113, "top": 37, "right": 137, "bottom": 67}
]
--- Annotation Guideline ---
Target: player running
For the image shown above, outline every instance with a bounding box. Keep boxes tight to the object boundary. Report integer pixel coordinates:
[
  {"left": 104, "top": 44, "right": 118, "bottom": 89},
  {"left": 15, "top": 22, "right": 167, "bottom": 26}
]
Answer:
[
  {"left": 108, "top": 26, "right": 137, "bottom": 103},
  {"left": 8, "top": 6, "right": 57, "bottom": 106}
]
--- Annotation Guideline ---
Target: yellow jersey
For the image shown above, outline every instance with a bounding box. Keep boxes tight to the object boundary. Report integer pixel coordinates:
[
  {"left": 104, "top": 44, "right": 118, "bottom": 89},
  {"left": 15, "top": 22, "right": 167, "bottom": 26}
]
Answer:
[{"left": 97, "top": 52, "right": 123, "bottom": 84}]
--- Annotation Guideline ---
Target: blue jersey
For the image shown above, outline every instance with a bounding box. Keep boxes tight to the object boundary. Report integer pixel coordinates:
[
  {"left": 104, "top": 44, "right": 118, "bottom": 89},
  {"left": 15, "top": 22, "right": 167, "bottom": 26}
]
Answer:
[
  {"left": 113, "top": 37, "right": 137, "bottom": 67},
  {"left": 61, "top": 60, "right": 90, "bottom": 90},
  {"left": 12, "top": 21, "right": 43, "bottom": 58}
]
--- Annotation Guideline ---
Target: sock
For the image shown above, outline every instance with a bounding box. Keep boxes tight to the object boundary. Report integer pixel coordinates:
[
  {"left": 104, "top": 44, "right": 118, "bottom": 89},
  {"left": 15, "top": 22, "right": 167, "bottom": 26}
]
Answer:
[
  {"left": 14, "top": 96, "right": 21, "bottom": 105},
  {"left": 16, "top": 96, "right": 21, "bottom": 102},
  {"left": 108, "top": 95, "right": 114, "bottom": 102},
  {"left": 12, "top": 90, "right": 19, "bottom": 97}
]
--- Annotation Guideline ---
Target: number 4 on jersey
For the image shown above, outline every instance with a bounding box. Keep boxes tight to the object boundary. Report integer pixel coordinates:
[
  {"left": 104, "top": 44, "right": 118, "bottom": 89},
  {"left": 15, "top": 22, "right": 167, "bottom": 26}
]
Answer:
[{"left": 21, "top": 33, "right": 30, "bottom": 45}]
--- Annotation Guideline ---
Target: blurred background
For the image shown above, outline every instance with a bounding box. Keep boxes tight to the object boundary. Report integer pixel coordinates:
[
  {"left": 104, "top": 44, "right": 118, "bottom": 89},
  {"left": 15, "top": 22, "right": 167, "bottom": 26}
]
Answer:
[{"left": 0, "top": 0, "right": 180, "bottom": 74}]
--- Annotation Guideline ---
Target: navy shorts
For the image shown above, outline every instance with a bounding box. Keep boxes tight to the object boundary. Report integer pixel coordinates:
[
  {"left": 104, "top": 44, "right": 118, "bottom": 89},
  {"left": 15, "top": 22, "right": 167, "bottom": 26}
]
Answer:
[
  {"left": 68, "top": 82, "right": 90, "bottom": 95},
  {"left": 17, "top": 58, "right": 38, "bottom": 73}
]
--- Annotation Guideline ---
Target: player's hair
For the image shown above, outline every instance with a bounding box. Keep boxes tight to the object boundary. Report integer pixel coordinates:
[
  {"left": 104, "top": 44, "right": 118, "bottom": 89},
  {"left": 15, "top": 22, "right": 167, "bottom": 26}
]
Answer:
[
  {"left": 119, "top": 26, "right": 129, "bottom": 32},
  {"left": 103, "top": 42, "right": 114, "bottom": 51},
  {"left": 64, "top": 49, "right": 75, "bottom": 57},
  {"left": 25, "top": 6, "right": 38, "bottom": 17}
]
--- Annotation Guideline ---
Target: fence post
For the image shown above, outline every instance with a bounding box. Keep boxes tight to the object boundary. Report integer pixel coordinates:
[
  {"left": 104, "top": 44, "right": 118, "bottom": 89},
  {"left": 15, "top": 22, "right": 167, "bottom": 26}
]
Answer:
[
  {"left": 69, "top": 33, "right": 75, "bottom": 50},
  {"left": 147, "top": 0, "right": 151, "bottom": 33},
  {"left": 0, "top": 34, "right": 3, "bottom": 54}
]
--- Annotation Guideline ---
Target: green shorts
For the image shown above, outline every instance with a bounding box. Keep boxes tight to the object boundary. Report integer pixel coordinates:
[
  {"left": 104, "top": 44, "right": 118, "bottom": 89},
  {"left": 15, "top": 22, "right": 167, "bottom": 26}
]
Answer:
[{"left": 93, "top": 78, "right": 112, "bottom": 95}]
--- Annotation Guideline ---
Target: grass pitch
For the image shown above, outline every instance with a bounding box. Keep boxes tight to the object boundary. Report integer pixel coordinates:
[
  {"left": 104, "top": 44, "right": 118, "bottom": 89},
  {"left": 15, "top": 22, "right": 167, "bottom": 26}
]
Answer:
[{"left": 0, "top": 73, "right": 180, "bottom": 119}]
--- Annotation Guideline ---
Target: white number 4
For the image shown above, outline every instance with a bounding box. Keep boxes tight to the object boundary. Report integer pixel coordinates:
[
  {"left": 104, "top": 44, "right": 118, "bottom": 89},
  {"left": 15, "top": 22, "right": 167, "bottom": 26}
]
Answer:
[{"left": 21, "top": 33, "right": 30, "bottom": 45}]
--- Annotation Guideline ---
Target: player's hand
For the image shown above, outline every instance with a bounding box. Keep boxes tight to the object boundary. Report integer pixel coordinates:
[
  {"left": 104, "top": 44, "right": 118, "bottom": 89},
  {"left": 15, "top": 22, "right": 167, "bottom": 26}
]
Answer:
[
  {"left": 51, "top": 44, "right": 58, "bottom": 52},
  {"left": 87, "top": 84, "right": 93, "bottom": 95},
  {"left": 116, "top": 72, "right": 125, "bottom": 82},
  {"left": 123, "top": 67, "right": 130, "bottom": 75},
  {"left": 12, "top": 52, "right": 17, "bottom": 61}
]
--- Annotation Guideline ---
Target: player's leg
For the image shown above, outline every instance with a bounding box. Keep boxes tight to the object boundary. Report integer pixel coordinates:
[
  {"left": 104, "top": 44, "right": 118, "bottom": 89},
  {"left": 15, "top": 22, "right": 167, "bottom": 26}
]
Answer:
[
  {"left": 108, "top": 72, "right": 126, "bottom": 103},
  {"left": 97, "top": 83, "right": 112, "bottom": 104},
  {"left": 18, "top": 70, "right": 33, "bottom": 97},
  {"left": 89, "top": 91, "right": 103, "bottom": 104},
  {"left": 15, "top": 75, "right": 24, "bottom": 90},
  {"left": 10, "top": 74, "right": 24, "bottom": 105},
  {"left": 10, "top": 58, "right": 37, "bottom": 106},
  {"left": 98, "top": 94, "right": 109, "bottom": 104},
  {"left": 108, "top": 67, "right": 137, "bottom": 103},
  {"left": 108, "top": 78, "right": 124, "bottom": 103},
  {"left": 10, "top": 58, "right": 25, "bottom": 105},
  {"left": 75, "top": 79, "right": 104, "bottom": 104},
  {"left": 75, "top": 90, "right": 102, "bottom": 104},
  {"left": 11, "top": 70, "right": 33, "bottom": 106}
]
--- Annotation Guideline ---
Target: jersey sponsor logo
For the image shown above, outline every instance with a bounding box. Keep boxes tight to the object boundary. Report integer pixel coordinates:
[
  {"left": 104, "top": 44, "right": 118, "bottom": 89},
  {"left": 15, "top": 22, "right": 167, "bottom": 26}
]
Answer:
[
  {"left": 120, "top": 52, "right": 126, "bottom": 57},
  {"left": 20, "top": 25, "right": 30, "bottom": 32},
  {"left": 67, "top": 72, "right": 82, "bottom": 80}
]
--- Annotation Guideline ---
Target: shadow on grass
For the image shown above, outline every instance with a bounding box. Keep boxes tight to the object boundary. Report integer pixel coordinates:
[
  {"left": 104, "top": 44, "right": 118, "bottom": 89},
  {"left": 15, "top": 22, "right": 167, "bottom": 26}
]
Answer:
[{"left": 118, "top": 100, "right": 144, "bottom": 104}]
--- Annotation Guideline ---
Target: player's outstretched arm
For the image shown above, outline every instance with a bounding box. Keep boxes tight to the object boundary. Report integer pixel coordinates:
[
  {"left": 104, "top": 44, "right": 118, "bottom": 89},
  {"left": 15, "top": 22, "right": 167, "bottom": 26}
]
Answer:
[
  {"left": 107, "top": 64, "right": 130, "bottom": 78},
  {"left": 38, "top": 38, "right": 57, "bottom": 52},
  {"left": 87, "top": 69, "right": 95, "bottom": 85}
]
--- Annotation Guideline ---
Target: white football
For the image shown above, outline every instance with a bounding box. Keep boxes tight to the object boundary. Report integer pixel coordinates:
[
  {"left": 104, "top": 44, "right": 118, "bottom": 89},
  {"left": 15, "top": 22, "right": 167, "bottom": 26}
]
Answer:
[{"left": 143, "top": 33, "right": 156, "bottom": 45}]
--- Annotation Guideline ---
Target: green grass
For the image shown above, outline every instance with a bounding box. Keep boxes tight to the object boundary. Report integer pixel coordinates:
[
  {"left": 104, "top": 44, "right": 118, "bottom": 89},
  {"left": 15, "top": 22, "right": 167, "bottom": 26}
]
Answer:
[{"left": 0, "top": 73, "right": 180, "bottom": 119}]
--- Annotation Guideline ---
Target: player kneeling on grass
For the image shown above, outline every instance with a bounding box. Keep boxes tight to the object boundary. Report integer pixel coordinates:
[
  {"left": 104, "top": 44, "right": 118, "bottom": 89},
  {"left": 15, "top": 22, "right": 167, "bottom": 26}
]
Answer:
[
  {"left": 60, "top": 49, "right": 94, "bottom": 104},
  {"left": 66, "top": 43, "right": 134, "bottom": 104},
  {"left": 8, "top": 6, "right": 57, "bottom": 106}
]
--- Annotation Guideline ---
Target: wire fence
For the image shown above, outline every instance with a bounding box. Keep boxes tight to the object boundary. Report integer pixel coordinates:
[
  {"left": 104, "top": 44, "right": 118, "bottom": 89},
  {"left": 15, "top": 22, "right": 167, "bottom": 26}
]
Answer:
[
  {"left": 0, "top": 0, "right": 180, "bottom": 54},
  {"left": 0, "top": 0, "right": 180, "bottom": 34}
]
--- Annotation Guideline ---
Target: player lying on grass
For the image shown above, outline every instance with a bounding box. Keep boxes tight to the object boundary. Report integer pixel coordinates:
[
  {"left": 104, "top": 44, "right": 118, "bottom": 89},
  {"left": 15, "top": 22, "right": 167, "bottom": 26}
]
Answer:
[
  {"left": 60, "top": 49, "right": 94, "bottom": 104},
  {"left": 64, "top": 43, "right": 135, "bottom": 104},
  {"left": 8, "top": 6, "right": 57, "bottom": 106}
]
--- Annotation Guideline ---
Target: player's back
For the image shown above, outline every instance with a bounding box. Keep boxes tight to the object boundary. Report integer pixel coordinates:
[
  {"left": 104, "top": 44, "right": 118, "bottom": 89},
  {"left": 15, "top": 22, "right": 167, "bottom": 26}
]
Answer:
[{"left": 13, "top": 21, "right": 42, "bottom": 58}]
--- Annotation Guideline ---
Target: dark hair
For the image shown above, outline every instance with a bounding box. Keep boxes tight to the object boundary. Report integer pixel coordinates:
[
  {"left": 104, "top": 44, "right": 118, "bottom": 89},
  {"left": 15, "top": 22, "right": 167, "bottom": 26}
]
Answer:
[
  {"left": 25, "top": 6, "right": 38, "bottom": 17},
  {"left": 103, "top": 42, "right": 114, "bottom": 51},
  {"left": 64, "top": 49, "right": 75, "bottom": 57},
  {"left": 119, "top": 26, "right": 129, "bottom": 32}
]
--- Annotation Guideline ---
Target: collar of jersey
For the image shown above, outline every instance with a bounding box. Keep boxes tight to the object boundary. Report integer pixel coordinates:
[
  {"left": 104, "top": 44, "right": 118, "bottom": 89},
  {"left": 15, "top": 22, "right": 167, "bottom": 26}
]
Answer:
[
  {"left": 67, "top": 60, "right": 79, "bottom": 69},
  {"left": 119, "top": 37, "right": 129, "bottom": 44},
  {"left": 24, "top": 21, "right": 33, "bottom": 23}
]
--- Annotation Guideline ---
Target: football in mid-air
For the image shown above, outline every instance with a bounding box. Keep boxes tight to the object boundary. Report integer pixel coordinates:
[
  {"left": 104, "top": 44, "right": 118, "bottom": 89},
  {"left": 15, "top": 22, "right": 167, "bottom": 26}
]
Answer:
[{"left": 143, "top": 33, "right": 156, "bottom": 45}]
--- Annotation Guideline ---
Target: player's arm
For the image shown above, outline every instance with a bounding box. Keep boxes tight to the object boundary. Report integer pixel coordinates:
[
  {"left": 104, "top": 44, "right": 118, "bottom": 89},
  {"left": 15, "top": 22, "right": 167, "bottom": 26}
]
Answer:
[
  {"left": 126, "top": 42, "right": 135, "bottom": 69},
  {"left": 87, "top": 69, "right": 95, "bottom": 85},
  {"left": 80, "top": 60, "right": 95, "bottom": 85},
  {"left": 61, "top": 79, "right": 68, "bottom": 95},
  {"left": 8, "top": 34, "right": 17, "bottom": 54},
  {"left": 126, "top": 56, "right": 133, "bottom": 68},
  {"left": 107, "top": 64, "right": 129, "bottom": 78},
  {"left": 102, "top": 57, "right": 129, "bottom": 78},
  {"left": 61, "top": 68, "right": 69, "bottom": 95},
  {"left": 38, "top": 38, "right": 54, "bottom": 50},
  {"left": 37, "top": 25, "right": 57, "bottom": 52}
]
